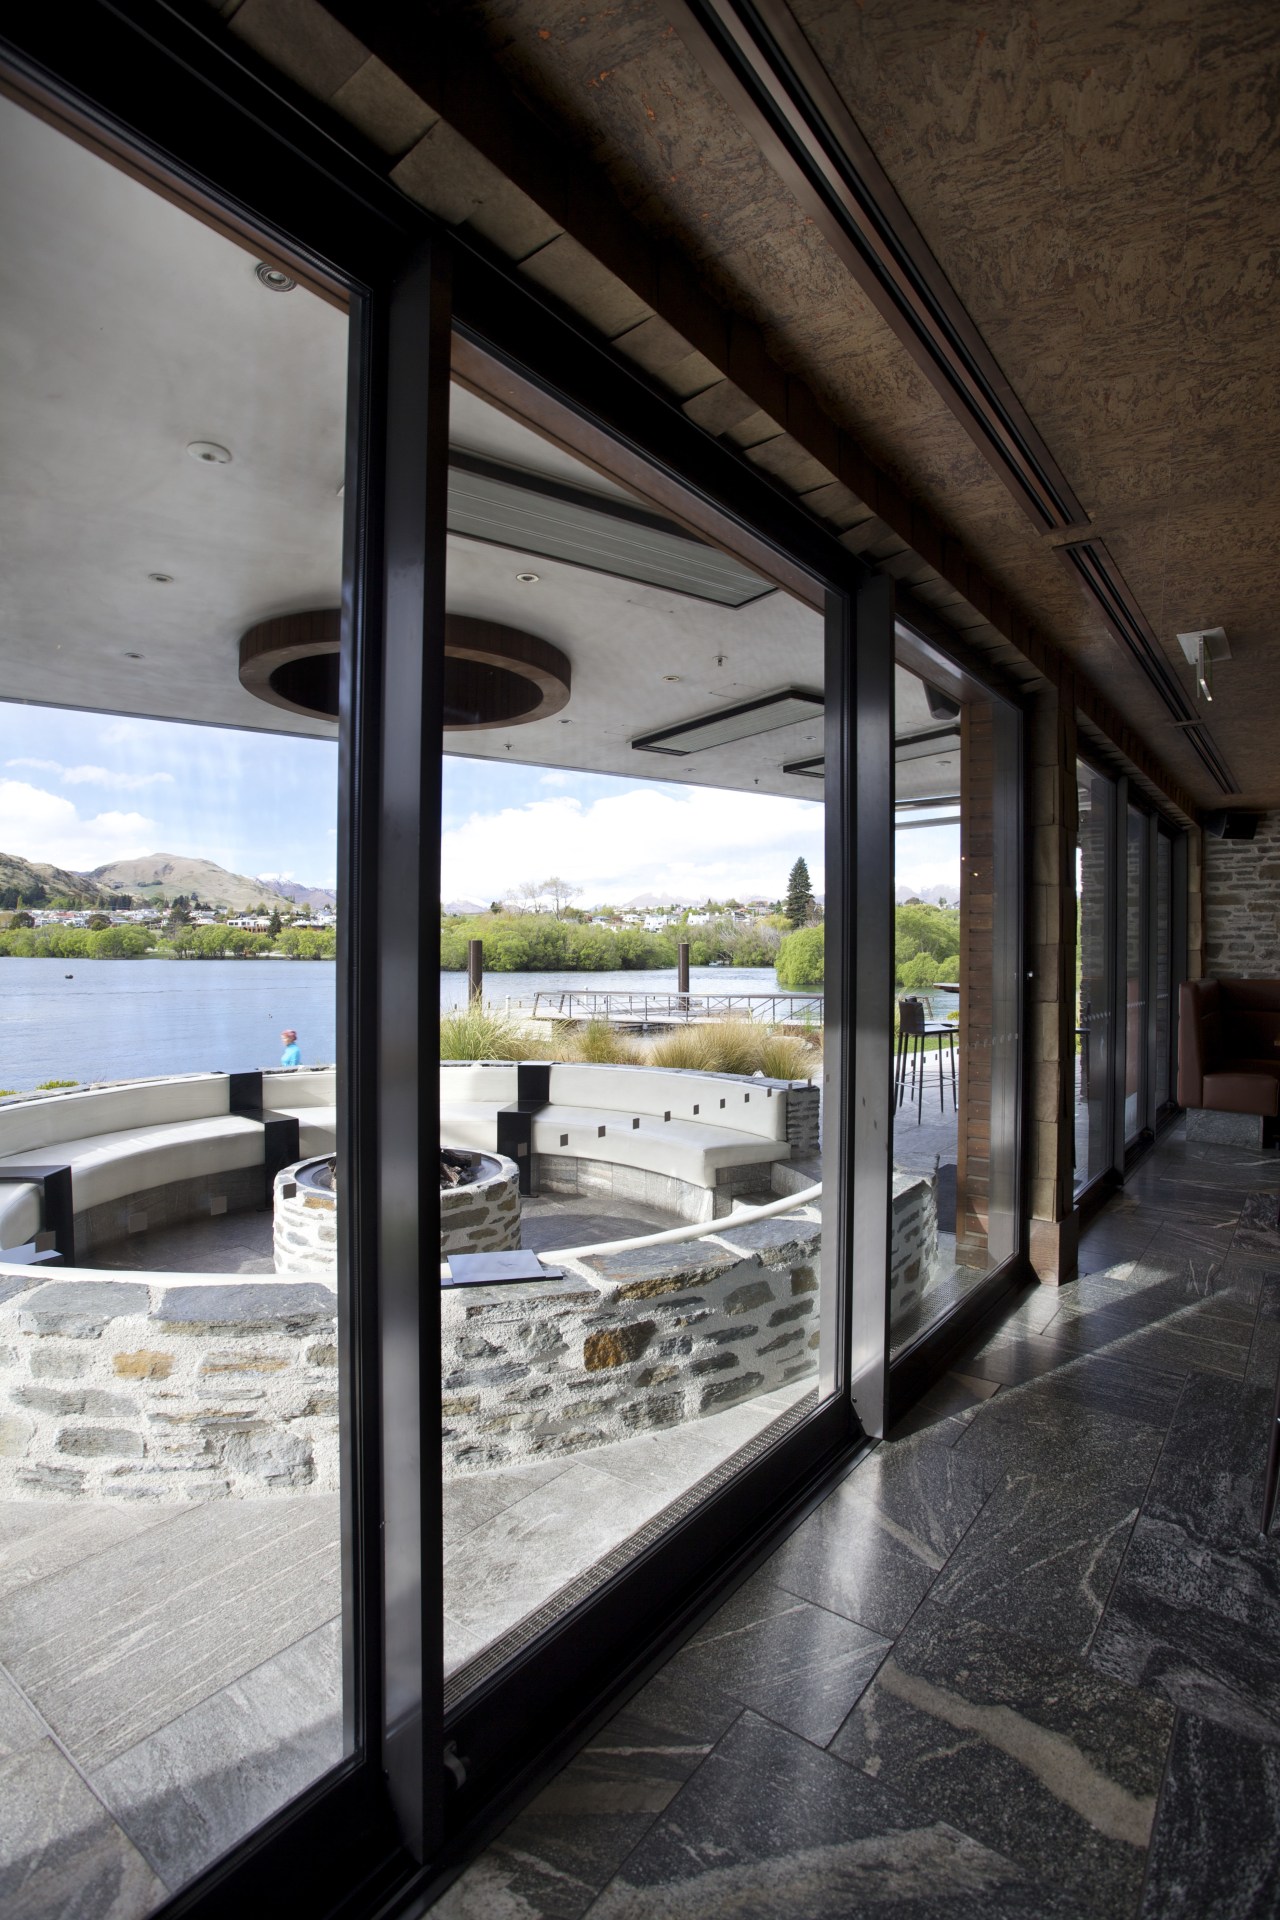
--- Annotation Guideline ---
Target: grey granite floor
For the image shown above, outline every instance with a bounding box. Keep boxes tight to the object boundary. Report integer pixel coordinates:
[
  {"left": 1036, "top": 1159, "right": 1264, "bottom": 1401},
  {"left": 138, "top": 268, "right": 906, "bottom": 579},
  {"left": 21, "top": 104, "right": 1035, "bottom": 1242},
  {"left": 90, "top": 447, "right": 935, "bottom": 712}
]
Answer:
[
  {"left": 435, "top": 1123, "right": 1280, "bottom": 1919},
  {"left": 0, "top": 1382, "right": 811, "bottom": 1916}
]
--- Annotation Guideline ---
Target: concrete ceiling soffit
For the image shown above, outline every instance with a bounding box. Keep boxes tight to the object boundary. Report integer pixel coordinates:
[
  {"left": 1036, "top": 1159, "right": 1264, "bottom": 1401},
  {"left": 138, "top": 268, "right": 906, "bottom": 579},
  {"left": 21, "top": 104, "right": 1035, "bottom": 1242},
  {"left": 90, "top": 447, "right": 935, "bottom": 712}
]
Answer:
[{"left": 217, "top": 0, "right": 1201, "bottom": 817}]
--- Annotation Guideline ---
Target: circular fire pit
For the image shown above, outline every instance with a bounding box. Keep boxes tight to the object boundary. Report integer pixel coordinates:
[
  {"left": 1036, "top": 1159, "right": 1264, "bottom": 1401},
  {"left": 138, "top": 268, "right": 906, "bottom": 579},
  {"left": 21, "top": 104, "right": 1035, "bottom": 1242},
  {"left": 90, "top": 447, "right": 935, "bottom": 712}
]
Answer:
[
  {"left": 272, "top": 1150, "right": 522, "bottom": 1274},
  {"left": 439, "top": 1149, "right": 521, "bottom": 1256}
]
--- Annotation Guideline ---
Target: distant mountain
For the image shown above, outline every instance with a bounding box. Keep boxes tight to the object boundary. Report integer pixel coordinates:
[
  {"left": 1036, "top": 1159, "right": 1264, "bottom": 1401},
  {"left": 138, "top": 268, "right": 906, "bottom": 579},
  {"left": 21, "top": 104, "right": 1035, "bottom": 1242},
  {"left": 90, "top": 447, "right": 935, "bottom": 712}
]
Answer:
[
  {"left": 87, "top": 854, "right": 336, "bottom": 914},
  {"left": 622, "top": 892, "right": 698, "bottom": 910},
  {"left": 0, "top": 851, "right": 118, "bottom": 909},
  {"left": 442, "top": 899, "right": 486, "bottom": 916},
  {"left": 895, "top": 883, "right": 956, "bottom": 907}
]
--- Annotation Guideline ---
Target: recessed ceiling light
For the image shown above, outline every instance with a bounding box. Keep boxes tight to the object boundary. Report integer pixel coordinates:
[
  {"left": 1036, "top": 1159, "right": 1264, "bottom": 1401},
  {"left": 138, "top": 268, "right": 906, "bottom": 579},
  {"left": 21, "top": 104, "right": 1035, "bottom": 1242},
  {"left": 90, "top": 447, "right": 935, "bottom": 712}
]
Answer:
[
  {"left": 632, "top": 689, "right": 823, "bottom": 756},
  {"left": 663, "top": 674, "right": 683, "bottom": 682},
  {"left": 255, "top": 262, "right": 297, "bottom": 292},
  {"left": 147, "top": 572, "right": 173, "bottom": 584},
  {"left": 124, "top": 651, "right": 144, "bottom": 659},
  {"left": 515, "top": 572, "right": 540, "bottom": 584},
  {"left": 187, "top": 441, "right": 232, "bottom": 465}
]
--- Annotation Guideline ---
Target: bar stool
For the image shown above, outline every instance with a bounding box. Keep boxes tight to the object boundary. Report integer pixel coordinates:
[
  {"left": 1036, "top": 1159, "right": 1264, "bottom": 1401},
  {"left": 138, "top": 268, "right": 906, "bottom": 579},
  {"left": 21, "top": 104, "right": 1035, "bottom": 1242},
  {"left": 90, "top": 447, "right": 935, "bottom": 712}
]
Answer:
[{"left": 896, "top": 997, "right": 958, "bottom": 1121}]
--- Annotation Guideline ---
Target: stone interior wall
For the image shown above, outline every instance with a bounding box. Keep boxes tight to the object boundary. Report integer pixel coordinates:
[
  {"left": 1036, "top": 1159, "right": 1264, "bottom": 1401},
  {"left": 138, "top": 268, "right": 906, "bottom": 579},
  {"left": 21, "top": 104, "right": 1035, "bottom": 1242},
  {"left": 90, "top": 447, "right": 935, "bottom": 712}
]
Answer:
[
  {"left": 441, "top": 1211, "right": 821, "bottom": 1475},
  {"left": 0, "top": 1273, "right": 338, "bottom": 1499},
  {"left": 1204, "top": 812, "right": 1280, "bottom": 976}
]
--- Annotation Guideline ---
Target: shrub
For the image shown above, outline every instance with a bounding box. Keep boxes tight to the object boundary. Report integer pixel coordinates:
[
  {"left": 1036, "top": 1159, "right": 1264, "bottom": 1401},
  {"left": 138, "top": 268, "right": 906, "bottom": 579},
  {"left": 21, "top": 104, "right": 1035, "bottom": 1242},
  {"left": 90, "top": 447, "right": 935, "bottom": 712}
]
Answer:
[
  {"left": 776, "top": 926, "right": 824, "bottom": 987},
  {"left": 36, "top": 1079, "right": 78, "bottom": 1089}
]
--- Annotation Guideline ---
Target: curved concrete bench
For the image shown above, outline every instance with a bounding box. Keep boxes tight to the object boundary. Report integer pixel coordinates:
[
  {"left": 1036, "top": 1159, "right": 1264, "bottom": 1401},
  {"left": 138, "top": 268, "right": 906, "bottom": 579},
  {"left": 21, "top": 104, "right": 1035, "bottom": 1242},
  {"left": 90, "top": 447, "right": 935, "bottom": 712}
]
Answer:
[
  {"left": 440, "top": 1060, "right": 805, "bottom": 1221},
  {"left": 0, "top": 1068, "right": 337, "bottom": 1259}
]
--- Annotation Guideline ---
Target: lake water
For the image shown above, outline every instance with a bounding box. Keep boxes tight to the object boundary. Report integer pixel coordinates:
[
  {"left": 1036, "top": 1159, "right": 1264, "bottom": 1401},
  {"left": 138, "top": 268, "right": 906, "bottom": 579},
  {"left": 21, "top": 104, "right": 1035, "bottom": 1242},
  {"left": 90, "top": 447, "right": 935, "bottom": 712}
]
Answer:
[{"left": 0, "top": 957, "right": 955, "bottom": 1091}]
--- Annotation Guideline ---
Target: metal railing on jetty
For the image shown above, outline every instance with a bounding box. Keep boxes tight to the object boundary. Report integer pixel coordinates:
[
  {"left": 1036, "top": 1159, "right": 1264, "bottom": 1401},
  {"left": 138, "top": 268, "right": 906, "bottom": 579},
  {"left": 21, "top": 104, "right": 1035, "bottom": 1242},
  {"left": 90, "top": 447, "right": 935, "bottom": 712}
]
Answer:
[{"left": 525, "top": 989, "right": 824, "bottom": 1028}]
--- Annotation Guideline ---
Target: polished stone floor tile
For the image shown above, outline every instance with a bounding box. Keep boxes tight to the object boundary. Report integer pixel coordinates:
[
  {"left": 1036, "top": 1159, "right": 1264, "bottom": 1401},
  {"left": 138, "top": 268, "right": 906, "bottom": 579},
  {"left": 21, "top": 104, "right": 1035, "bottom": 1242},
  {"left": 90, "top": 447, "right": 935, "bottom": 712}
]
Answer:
[
  {"left": 0, "top": 1665, "right": 46, "bottom": 1763},
  {"left": 1089, "top": 1514, "right": 1280, "bottom": 1743},
  {"left": 1234, "top": 1193, "right": 1280, "bottom": 1259},
  {"left": 951, "top": 1356, "right": 1182, "bottom": 1495},
  {"left": 0, "top": 1496, "right": 340, "bottom": 1771},
  {"left": 434, "top": 1670, "right": 742, "bottom": 1920},
  {"left": 664, "top": 1569, "right": 891, "bottom": 1746},
  {"left": 1139, "top": 1371, "right": 1271, "bottom": 1546},
  {"left": 766, "top": 1431, "right": 989, "bottom": 1637},
  {"left": 441, "top": 1460, "right": 572, "bottom": 1551},
  {"left": 1137, "top": 1711, "right": 1280, "bottom": 1919},
  {"left": 886, "top": 1371, "right": 1000, "bottom": 1443},
  {"left": 926, "top": 1445, "right": 1159, "bottom": 1656},
  {"left": 443, "top": 1463, "right": 671, "bottom": 1671},
  {"left": 1038, "top": 1306, "right": 1250, "bottom": 1380},
  {"left": 0, "top": 1501, "right": 182, "bottom": 1604},
  {"left": 0, "top": 1739, "right": 168, "bottom": 1919},
  {"left": 1246, "top": 1273, "right": 1280, "bottom": 1389},
  {"left": 585, "top": 1710, "right": 1057, "bottom": 1920},
  {"left": 832, "top": 1610, "right": 1173, "bottom": 1920},
  {"left": 94, "top": 1619, "right": 342, "bottom": 1891},
  {"left": 957, "top": 1326, "right": 1086, "bottom": 1389}
]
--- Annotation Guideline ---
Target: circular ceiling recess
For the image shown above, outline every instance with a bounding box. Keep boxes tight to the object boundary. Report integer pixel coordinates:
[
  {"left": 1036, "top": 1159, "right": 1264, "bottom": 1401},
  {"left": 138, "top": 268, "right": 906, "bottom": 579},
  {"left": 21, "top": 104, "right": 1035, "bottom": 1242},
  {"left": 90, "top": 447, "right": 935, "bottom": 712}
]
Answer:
[
  {"left": 239, "top": 609, "right": 340, "bottom": 722},
  {"left": 239, "top": 611, "right": 570, "bottom": 728},
  {"left": 442, "top": 616, "right": 570, "bottom": 730}
]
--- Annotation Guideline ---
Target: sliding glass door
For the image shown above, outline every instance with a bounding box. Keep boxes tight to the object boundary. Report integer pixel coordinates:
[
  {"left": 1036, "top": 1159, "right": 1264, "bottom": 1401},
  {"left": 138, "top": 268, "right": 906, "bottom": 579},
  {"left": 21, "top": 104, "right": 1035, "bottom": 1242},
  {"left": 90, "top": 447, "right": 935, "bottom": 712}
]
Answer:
[{"left": 1074, "top": 754, "right": 1187, "bottom": 1207}]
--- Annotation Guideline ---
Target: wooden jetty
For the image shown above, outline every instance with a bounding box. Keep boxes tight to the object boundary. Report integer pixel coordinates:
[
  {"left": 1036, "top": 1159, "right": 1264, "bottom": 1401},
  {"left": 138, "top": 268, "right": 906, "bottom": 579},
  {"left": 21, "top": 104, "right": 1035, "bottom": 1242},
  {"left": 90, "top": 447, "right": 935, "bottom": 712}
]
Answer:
[{"left": 524, "top": 989, "right": 824, "bottom": 1029}]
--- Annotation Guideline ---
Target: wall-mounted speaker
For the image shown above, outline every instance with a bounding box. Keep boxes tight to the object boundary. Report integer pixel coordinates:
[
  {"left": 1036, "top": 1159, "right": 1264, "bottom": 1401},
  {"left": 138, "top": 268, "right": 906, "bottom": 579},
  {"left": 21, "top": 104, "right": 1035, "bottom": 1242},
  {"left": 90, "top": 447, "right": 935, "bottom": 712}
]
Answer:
[{"left": 1204, "top": 810, "right": 1261, "bottom": 840}]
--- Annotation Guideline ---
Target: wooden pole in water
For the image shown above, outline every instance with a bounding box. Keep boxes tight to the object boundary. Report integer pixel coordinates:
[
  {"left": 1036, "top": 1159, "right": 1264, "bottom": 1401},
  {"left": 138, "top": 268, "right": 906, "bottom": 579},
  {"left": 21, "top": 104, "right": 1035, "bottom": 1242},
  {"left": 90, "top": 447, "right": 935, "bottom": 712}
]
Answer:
[
  {"left": 678, "top": 940, "right": 690, "bottom": 1016},
  {"left": 467, "top": 939, "right": 484, "bottom": 1005}
]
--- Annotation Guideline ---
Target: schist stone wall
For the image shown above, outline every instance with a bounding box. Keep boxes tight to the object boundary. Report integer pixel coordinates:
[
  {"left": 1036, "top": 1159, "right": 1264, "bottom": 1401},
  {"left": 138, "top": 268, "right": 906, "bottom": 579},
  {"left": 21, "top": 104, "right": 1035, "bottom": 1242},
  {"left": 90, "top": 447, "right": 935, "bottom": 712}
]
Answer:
[
  {"left": 888, "top": 1171, "right": 940, "bottom": 1332},
  {"left": 0, "top": 1272, "right": 339, "bottom": 1499},
  {"left": 1204, "top": 813, "right": 1280, "bottom": 975},
  {"left": 441, "top": 1210, "right": 822, "bottom": 1476}
]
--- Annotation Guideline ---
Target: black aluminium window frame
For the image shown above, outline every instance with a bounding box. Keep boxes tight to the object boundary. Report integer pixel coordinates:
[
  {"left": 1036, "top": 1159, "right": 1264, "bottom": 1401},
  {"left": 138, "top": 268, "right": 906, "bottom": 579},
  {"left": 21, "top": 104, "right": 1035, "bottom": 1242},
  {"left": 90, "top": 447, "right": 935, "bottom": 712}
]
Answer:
[{"left": 0, "top": 2, "right": 909, "bottom": 1912}]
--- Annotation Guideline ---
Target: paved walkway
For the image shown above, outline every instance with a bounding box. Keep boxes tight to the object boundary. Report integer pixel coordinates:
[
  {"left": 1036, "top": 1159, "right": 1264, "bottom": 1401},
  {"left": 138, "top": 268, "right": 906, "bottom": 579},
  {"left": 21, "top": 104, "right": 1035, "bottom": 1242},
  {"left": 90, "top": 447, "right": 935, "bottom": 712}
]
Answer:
[{"left": 436, "top": 1122, "right": 1280, "bottom": 1919}]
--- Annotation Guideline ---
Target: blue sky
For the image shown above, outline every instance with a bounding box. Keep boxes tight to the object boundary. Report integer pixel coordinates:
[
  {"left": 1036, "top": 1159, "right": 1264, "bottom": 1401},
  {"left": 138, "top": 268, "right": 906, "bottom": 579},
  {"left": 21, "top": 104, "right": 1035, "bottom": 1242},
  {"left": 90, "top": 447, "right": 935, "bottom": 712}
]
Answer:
[{"left": 0, "top": 704, "right": 958, "bottom": 902}]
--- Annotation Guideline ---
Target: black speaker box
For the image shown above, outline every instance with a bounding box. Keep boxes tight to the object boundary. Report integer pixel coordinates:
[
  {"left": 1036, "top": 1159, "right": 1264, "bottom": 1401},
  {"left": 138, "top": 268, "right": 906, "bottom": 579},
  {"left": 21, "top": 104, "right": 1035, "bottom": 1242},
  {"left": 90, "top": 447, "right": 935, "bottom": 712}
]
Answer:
[{"left": 1204, "top": 810, "right": 1261, "bottom": 840}]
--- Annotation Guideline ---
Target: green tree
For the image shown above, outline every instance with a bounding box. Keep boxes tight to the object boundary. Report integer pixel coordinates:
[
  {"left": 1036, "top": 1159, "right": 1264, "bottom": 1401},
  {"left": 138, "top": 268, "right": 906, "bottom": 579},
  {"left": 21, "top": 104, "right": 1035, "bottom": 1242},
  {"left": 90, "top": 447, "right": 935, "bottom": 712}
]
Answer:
[
  {"left": 9, "top": 910, "right": 34, "bottom": 929},
  {"left": 86, "top": 913, "right": 111, "bottom": 931},
  {"left": 784, "top": 857, "right": 815, "bottom": 928},
  {"left": 777, "top": 925, "right": 824, "bottom": 986},
  {"left": 268, "top": 907, "right": 283, "bottom": 938}
]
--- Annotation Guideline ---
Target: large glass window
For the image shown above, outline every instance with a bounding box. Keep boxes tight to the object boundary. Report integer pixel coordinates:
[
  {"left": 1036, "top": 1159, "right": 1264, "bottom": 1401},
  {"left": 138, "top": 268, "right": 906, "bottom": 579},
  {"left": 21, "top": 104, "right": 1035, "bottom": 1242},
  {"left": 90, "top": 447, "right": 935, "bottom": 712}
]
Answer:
[
  {"left": 1075, "top": 759, "right": 1116, "bottom": 1192},
  {"left": 1125, "top": 803, "right": 1149, "bottom": 1146},
  {"left": 890, "top": 632, "right": 1021, "bottom": 1355},
  {"left": 435, "top": 358, "right": 846, "bottom": 1692},
  {"left": 0, "top": 89, "right": 352, "bottom": 1904}
]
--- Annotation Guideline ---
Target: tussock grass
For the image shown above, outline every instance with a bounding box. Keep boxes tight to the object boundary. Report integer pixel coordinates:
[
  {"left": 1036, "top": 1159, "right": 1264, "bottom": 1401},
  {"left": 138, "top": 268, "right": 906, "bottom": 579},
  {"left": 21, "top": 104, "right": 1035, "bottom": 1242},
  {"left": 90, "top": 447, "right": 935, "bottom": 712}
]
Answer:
[
  {"left": 647, "top": 1027, "right": 715, "bottom": 1071},
  {"left": 755, "top": 1032, "right": 817, "bottom": 1081},
  {"left": 439, "top": 1006, "right": 549, "bottom": 1061},
  {"left": 566, "top": 1018, "right": 643, "bottom": 1064}
]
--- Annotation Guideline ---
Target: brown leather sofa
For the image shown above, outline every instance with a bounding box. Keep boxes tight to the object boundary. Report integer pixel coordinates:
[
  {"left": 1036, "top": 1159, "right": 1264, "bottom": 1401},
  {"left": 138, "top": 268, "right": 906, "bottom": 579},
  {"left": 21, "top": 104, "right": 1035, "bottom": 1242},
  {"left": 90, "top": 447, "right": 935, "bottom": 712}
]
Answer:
[{"left": 1178, "top": 978, "right": 1280, "bottom": 1118}]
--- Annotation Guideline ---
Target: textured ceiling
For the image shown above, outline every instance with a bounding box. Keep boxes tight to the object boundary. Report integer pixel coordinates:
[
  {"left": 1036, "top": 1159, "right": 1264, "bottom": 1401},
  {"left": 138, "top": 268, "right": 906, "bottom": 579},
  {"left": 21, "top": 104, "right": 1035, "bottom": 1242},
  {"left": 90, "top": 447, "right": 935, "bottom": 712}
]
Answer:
[{"left": 450, "top": 0, "right": 1280, "bottom": 807}]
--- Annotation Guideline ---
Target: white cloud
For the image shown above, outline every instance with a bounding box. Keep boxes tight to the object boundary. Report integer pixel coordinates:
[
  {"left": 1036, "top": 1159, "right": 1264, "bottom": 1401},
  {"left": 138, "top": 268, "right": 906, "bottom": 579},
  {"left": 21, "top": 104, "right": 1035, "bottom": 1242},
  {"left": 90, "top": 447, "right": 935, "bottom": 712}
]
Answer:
[
  {"left": 6, "top": 758, "right": 173, "bottom": 792},
  {"left": 0, "top": 779, "right": 158, "bottom": 871},
  {"left": 441, "top": 787, "right": 825, "bottom": 906},
  {"left": 538, "top": 771, "right": 574, "bottom": 788}
]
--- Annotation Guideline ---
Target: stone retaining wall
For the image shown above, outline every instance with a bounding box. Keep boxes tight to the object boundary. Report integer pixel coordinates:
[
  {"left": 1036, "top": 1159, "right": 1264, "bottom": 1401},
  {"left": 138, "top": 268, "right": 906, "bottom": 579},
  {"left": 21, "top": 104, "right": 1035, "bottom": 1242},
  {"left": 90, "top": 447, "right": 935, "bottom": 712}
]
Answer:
[
  {"left": 0, "top": 1271, "right": 339, "bottom": 1499},
  {"left": 441, "top": 1209, "right": 821, "bottom": 1476},
  {"left": 888, "top": 1171, "right": 940, "bottom": 1332}
]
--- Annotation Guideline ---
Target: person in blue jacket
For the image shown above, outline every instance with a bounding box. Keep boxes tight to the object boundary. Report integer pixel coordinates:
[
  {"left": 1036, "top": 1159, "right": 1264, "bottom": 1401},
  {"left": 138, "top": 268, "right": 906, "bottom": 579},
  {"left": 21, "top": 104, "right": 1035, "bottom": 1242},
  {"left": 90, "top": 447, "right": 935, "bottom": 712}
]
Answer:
[{"left": 280, "top": 1028, "right": 302, "bottom": 1067}]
